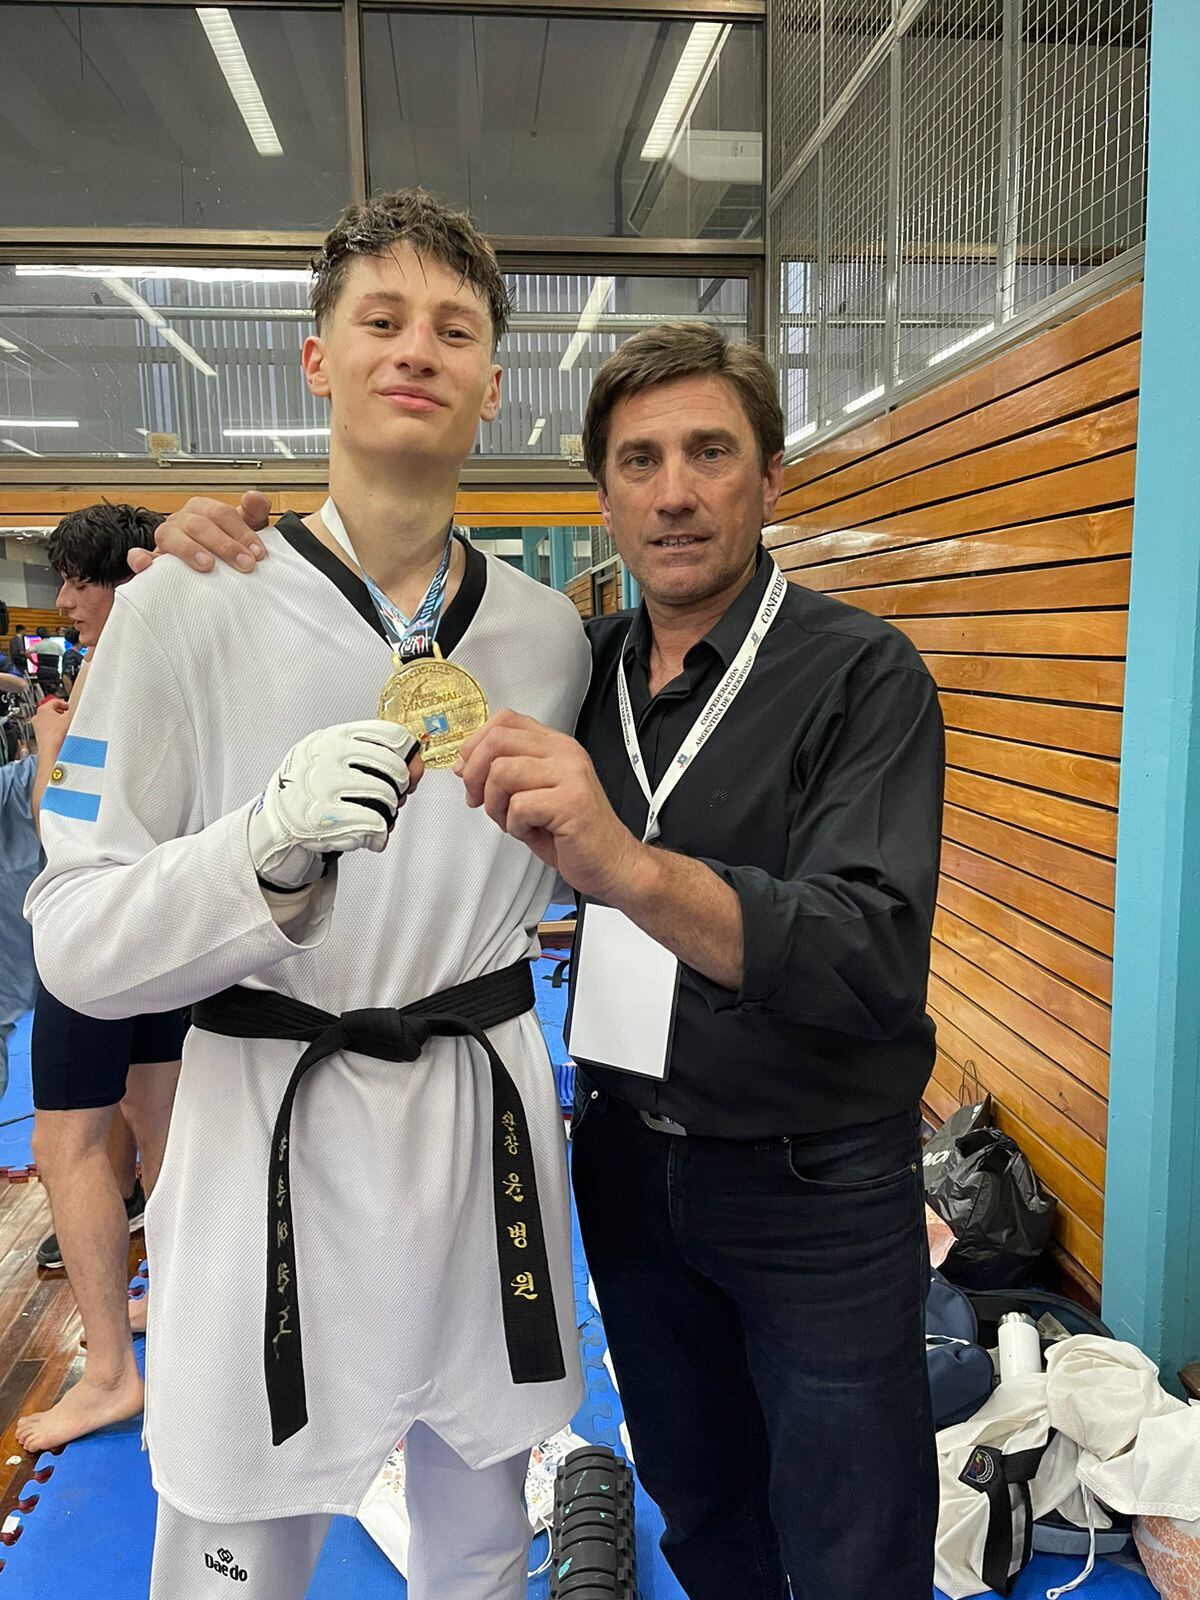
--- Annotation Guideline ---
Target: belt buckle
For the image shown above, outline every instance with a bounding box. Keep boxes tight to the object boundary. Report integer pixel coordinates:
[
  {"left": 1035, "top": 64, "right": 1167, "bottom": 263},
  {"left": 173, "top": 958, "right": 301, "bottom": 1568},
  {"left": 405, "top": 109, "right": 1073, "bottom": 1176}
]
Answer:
[{"left": 639, "top": 1109, "right": 688, "bottom": 1137}]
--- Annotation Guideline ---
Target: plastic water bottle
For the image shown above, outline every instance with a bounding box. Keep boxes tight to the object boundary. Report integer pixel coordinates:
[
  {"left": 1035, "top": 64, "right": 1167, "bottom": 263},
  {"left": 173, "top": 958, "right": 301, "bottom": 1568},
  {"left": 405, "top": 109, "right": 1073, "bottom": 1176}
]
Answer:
[{"left": 998, "top": 1311, "right": 1043, "bottom": 1381}]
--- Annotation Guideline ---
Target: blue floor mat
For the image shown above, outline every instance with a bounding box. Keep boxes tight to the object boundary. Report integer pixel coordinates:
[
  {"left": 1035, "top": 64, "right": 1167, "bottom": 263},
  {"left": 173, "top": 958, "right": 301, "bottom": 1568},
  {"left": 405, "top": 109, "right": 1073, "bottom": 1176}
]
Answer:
[
  {"left": 0, "top": 1216, "right": 679, "bottom": 1598},
  {"left": 0, "top": 1010, "right": 34, "bottom": 1170},
  {"left": 306, "top": 1195, "right": 684, "bottom": 1598},
  {"left": 533, "top": 955, "right": 573, "bottom": 1111},
  {"left": 0, "top": 1327, "right": 155, "bottom": 1594},
  {"left": 0, "top": 1227, "right": 1155, "bottom": 1600}
]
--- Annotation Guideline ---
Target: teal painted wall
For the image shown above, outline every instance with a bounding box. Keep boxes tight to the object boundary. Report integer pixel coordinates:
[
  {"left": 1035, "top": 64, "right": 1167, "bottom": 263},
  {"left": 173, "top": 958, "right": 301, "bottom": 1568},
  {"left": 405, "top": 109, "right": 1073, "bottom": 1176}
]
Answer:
[{"left": 1104, "top": 0, "right": 1200, "bottom": 1388}]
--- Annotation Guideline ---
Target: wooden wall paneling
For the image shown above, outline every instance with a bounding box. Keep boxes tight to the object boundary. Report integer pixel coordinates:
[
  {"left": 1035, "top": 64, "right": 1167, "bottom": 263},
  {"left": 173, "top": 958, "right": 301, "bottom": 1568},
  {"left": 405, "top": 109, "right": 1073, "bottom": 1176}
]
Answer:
[
  {"left": 933, "top": 908, "right": 1111, "bottom": 1051},
  {"left": 927, "top": 993, "right": 1108, "bottom": 1181},
  {"left": 936, "top": 875, "right": 1113, "bottom": 1001},
  {"left": 827, "top": 557, "right": 1130, "bottom": 619},
  {"left": 793, "top": 507, "right": 1133, "bottom": 591},
  {"left": 942, "top": 805, "right": 1116, "bottom": 908},
  {"left": 944, "top": 731, "right": 1119, "bottom": 807},
  {"left": 770, "top": 452, "right": 1137, "bottom": 564},
  {"left": 778, "top": 340, "right": 1143, "bottom": 517},
  {"left": 938, "top": 695, "right": 1123, "bottom": 759},
  {"left": 564, "top": 574, "right": 593, "bottom": 619},
  {"left": 944, "top": 770, "right": 1118, "bottom": 856},
  {"left": 775, "top": 399, "right": 1138, "bottom": 539},
  {"left": 939, "top": 840, "right": 1114, "bottom": 955},
  {"left": 927, "top": 656, "right": 1125, "bottom": 707},
  {"left": 782, "top": 284, "right": 1141, "bottom": 494},
  {"left": 931, "top": 941, "right": 1109, "bottom": 1094},
  {"left": 6, "top": 609, "right": 65, "bottom": 636},
  {"left": 895, "top": 613, "right": 1127, "bottom": 657}
]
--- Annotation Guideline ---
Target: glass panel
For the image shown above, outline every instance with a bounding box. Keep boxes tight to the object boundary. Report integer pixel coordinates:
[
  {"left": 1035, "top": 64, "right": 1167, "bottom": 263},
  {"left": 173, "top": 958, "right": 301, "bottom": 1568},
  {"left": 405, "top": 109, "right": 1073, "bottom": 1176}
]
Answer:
[
  {"left": 0, "top": 265, "right": 747, "bottom": 461},
  {"left": 0, "top": 4, "right": 348, "bottom": 229},
  {"left": 1, "top": 535, "right": 60, "bottom": 609},
  {"left": 363, "top": 11, "right": 763, "bottom": 240},
  {"left": 455, "top": 529, "right": 598, "bottom": 588}
]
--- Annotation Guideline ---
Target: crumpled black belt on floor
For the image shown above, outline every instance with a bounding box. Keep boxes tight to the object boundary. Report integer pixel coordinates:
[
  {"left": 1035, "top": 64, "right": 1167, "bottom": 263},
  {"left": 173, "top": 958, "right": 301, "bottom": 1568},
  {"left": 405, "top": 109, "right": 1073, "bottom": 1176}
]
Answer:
[{"left": 192, "top": 960, "right": 566, "bottom": 1446}]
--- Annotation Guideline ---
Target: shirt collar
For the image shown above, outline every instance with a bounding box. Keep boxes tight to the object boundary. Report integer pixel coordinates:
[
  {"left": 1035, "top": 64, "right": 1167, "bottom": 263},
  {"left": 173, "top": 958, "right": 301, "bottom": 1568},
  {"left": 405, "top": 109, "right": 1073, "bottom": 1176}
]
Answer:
[{"left": 624, "top": 543, "right": 771, "bottom": 675}]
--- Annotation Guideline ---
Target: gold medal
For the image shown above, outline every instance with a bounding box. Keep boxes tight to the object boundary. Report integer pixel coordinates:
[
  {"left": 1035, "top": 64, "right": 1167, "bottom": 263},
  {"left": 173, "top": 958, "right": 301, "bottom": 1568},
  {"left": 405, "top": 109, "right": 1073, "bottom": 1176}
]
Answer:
[{"left": 378, "top": 650, "right": 488, "bottom": 769}]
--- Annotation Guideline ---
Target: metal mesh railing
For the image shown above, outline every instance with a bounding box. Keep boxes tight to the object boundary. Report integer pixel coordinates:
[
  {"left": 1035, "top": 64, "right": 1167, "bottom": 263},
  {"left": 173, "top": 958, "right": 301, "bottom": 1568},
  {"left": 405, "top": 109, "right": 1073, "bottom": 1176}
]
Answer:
[
  {"left": 824, "top": 0, "right": 893, "bottom": 111},
  {"left": 821, "top": 61, "right": 891, "bottom": 417},
  {"left": 1012, "top": 0, "right": 1149, "bottom": 316},
  {"left": 768, "top": 0, "right": 1150, "bottom": 450}
]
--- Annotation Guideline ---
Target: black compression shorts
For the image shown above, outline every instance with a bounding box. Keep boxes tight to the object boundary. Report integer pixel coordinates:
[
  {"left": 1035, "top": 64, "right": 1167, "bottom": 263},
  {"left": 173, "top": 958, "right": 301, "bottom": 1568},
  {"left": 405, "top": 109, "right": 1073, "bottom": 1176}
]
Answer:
[{"left": 32, "top": 977, "right": 189, "bottom": 1111}]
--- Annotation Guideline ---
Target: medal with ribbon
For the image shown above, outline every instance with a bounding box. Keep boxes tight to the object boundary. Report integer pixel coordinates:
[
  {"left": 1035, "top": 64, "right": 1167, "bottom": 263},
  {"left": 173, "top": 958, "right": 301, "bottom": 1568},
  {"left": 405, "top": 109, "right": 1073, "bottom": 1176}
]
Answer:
[{"left": 320, "top": 496, "right": 490, "bottom": 768}]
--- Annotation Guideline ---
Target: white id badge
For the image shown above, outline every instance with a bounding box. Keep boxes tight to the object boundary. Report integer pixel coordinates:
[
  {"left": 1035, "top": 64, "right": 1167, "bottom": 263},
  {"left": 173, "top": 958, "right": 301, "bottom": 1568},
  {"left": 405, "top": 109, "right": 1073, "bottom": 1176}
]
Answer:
[{"left": 566, "top": 901, "right": 679, "bottom": 1080}]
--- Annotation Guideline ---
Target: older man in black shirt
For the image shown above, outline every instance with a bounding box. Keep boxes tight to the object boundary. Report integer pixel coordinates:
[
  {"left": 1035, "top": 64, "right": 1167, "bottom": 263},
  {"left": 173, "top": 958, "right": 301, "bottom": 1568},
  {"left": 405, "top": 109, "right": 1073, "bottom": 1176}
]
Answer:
[{"left": 458, "top": 325, "right": 943, "bottom": 1600}]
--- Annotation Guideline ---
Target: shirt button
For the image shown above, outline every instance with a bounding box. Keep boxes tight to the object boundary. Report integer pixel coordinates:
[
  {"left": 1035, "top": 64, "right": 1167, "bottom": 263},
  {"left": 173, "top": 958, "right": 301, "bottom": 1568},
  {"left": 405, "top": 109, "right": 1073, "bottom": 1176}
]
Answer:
[{"left": 590, "top": 1091, "right": 599, "bottom": 1101}]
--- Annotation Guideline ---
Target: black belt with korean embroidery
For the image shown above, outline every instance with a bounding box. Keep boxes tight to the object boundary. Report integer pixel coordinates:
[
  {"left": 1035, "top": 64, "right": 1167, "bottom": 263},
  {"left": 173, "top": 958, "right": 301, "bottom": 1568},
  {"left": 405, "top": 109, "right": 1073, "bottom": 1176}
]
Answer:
[{"left": 192, "top": 960, "right": 565, "bottom": 1446}]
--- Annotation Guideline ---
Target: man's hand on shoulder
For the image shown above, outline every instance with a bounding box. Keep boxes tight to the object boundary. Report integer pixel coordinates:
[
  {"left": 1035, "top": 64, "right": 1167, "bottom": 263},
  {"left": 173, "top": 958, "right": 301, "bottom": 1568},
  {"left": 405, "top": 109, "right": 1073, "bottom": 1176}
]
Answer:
[{"left": 126, "top": 491, "right": 271, "bottom": 576}]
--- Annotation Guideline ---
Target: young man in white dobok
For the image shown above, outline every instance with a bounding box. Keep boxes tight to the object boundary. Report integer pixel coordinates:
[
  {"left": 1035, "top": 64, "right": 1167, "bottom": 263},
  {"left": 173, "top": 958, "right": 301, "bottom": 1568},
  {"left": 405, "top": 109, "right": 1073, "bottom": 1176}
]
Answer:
[{"left": 28, "top": 190, "right": 589, "bottom": 1600}]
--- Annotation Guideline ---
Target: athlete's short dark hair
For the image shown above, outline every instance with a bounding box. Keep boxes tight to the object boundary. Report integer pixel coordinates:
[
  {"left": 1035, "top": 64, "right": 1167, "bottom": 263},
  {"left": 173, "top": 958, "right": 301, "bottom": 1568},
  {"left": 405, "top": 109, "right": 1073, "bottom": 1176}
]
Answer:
[
  {"left": 311, "top": 188, "right": 510, "bottom": 349},
  {"left": 47, "top": 503, "right": 165, "bottom": 587}
]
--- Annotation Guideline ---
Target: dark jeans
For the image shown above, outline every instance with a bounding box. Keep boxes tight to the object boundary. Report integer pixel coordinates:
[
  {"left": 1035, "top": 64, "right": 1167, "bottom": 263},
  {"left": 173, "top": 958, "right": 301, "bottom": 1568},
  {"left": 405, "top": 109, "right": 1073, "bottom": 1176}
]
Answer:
[{"left": 571, "top": 1091, "right": 937, "bottom": 1600}]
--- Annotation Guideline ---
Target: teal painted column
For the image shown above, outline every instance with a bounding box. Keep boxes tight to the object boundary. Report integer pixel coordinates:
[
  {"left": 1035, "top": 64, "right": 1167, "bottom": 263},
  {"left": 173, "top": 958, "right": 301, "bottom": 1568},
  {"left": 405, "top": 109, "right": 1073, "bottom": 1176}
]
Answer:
[
  {"left": 548, "top": 528, "right": 572, "bottom": 592},
  {"left": 621, "top": 564, "right": 641, "bottom": 609},
  {"left": 520, "top": 529, "right": 543, "bottom": 581},
  {"left": 1104, "top": 0, "right": 1200, "bottom": 1388}
]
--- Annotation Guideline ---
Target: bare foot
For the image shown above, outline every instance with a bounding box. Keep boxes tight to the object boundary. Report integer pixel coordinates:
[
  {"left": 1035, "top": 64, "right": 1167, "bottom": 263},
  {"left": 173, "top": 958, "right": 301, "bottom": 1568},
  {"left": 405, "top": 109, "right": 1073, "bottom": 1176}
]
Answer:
[
  {"left": 128, "top": 1295, "right": 147, "bottom": 1335},
  {"left": 16, "top": 1364, "right": 143, "bottom": 1453}
]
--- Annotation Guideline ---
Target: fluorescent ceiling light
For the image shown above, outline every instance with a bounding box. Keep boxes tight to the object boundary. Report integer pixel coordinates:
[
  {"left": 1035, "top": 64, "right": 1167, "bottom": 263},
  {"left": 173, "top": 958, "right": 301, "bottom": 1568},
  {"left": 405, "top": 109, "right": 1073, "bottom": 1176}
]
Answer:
[
  {"left": 0, "top": 336, "right": 19, "bottom": 354},
  {"left": 2, "top": 438, "right": 42, "bottom": 456},
  {"left": 526, "top": 417, "right": 547, "bottom": 448},
  {"left": 843, "top": 385, "right": 885, "bottom": 415},
  {"left": 0, "top": 418, "right": 78, "bottom": 428},
  {"left": 784, "top": 421, "right": 817, "bottom": 448},
  {"left": 224, "top": 427, "right": 330, "bottom": 438},
  {"left": 196, "top": 8, "right": 283, "bottom": 157},
  {"left": 641, "top": 23, "right": 730, "bottom": 161},
  {"left": 560, "top": 278, "right": 615, "bottom": 373},
  {"left": 927, "top": 322, "right": 996, "bottom": 367},
  {"left": 18, "top": 265, "right": 310, "bottom": 285},
  {"left": 102, "top": 277, "right": 218, "bottom": 379},
  {"left": 270, "top": 436, "right": 296, "bottom": 459}
]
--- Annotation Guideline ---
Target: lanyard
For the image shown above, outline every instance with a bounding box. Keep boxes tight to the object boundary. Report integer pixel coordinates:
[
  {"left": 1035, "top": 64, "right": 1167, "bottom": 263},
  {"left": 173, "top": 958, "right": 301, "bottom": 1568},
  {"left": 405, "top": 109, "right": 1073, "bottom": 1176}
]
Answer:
[
  {"left": 617, "top": 559, "right": 788, "bottom": 843},
  {"left": 321, "top": 496, "right": 454, "bottom": 661}
]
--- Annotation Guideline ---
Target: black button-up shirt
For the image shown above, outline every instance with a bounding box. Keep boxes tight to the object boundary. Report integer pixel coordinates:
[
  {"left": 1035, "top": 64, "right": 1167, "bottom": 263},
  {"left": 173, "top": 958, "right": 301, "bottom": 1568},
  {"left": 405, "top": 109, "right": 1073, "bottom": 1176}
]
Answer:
[{"left": 575, "top": 546, "right": 944, "bottom": 1138}]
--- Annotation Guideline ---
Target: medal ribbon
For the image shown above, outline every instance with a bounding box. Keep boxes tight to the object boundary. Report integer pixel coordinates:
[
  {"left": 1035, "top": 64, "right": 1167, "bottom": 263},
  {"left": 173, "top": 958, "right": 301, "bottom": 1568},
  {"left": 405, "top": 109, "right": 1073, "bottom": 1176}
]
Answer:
[
  {"left": 616, "top": 559, "right": 788, "bottom": 843},
  {"left": 322, "top": 496, "right": 454, "bottom": 661}
]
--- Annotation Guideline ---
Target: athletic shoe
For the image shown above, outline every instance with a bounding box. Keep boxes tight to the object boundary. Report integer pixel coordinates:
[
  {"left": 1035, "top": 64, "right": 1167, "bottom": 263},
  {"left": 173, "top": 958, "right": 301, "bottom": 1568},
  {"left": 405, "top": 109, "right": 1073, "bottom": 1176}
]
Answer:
[{"left": 36, "top": 1177, "right": 147, "bottom": 1270}]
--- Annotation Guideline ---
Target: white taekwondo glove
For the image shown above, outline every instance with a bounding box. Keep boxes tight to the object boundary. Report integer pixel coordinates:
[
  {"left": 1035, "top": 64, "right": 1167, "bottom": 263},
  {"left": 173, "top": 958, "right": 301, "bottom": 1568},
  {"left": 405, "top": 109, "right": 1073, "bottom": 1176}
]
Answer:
[{"left": 247, "top": 719, "right": 421, "bottom": 892}]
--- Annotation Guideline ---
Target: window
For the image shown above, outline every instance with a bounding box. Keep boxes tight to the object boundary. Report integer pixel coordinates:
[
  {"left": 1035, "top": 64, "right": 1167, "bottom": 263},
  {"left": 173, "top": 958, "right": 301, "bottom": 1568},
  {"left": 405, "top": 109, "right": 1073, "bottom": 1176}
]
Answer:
[
  {"left": 363, "top": 10, "right": 763, "bottom": 240},
  {"left": 0, "top": 263, "right": 748, "bottom": 461},
  {"left": 0, "top": 4, "right": 349, "bottom": 229}
]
